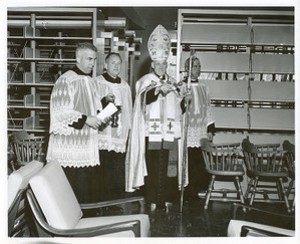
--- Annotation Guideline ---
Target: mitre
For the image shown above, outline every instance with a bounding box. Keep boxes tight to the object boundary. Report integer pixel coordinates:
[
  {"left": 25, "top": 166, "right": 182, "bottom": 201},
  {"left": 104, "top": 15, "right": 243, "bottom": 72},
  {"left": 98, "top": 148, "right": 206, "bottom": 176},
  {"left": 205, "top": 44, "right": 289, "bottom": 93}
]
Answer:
[{"left": 147, "top": 24, "right": 171, "bottom": 61}]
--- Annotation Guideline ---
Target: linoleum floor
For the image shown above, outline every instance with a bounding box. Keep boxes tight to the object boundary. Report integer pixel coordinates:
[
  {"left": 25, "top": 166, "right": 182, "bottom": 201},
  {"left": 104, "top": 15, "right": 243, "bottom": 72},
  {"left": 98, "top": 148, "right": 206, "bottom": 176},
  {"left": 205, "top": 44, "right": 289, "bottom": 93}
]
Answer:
[{"left": 142, "top": 198, "right": 294, "bottom": 237}]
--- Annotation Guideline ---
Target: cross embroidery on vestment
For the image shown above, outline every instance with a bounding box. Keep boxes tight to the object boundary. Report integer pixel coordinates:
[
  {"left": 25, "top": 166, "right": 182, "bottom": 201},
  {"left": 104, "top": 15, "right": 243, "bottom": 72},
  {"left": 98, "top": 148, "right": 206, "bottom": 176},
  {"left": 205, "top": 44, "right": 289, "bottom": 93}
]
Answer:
[
  {"left": 151, "top": 122, "right": 159, "bottom": 131},
  {"left": 168, "top": 121, "right": 173, "bottom": 130}
]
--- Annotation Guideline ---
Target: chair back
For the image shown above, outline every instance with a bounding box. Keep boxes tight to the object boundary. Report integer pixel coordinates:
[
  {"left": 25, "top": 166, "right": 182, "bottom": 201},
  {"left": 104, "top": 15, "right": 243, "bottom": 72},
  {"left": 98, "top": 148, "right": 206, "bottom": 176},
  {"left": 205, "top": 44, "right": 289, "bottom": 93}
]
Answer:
[
  {"left": 241, "top": 138, "right": 291, "bottom": 212},
  {"left": 200, "top": 138, "right": 243, "bottom": 174},
  {"left": 242, "top": 138, "right": 287, "bottom": 175},
  {"left": 242, "top": 139, "right": 286, "bottom": 174},
  {"left": 283, "top": 140, "right": 295, "bottom": 211},
  {"left": 283, "top": 140, "right": 295, "bottom": 175},
  {"left": 8, "top": 160, "right": 44, "bottom": 236},
  {"left": 11, "top": 131, "right": 44, "bottom": 167},
  {"left": 29, "top": 161, "right": 82, "bottom": 230}
]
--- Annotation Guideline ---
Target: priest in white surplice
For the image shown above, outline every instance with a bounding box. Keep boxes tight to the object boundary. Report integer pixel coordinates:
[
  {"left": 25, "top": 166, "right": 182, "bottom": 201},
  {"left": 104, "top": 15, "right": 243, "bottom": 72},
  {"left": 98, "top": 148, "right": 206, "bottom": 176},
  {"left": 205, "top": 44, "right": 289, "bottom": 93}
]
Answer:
[
  {"left": 95, "top": 52, "right": 132, "bottom": 203},
  {"left": 182, "top": 56, "right": 215, "bottom": 201},
  {"left": 47, "top": 42, "right": 108, "bottom": 203}
]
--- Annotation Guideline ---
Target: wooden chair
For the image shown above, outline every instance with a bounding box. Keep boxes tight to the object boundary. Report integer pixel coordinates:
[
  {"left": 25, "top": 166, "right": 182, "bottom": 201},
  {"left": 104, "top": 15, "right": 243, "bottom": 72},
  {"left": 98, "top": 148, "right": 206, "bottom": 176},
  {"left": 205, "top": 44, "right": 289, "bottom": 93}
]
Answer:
[
  {"left": 283, "top": 140, "right": 295, "bottom": 212},
  {"left": 8, "top": 160, "right": 44, "bottom": 237},
  {"left": 241, "top": 138, "right": 291, "bottom": 212},
  {"left": 200, "top": 138, "right": 245, "bottom": 210},
  {"left": 10, "top": 130, "right": 45, "bottom": 168},
  {"left": 27, "top": 161, "right": 150, "bottom": 237}
]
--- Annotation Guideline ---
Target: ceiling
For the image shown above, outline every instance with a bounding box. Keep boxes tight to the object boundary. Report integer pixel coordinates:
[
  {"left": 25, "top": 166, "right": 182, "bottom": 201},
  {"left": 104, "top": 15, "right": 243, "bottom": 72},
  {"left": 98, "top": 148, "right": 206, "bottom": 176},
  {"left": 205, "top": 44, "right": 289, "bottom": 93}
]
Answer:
[
  {"left": 100, "top": 6, "right": 294, "bottom": 30},
  {"left": 101, "top": 7, "right": 180, "bottom": 30}
]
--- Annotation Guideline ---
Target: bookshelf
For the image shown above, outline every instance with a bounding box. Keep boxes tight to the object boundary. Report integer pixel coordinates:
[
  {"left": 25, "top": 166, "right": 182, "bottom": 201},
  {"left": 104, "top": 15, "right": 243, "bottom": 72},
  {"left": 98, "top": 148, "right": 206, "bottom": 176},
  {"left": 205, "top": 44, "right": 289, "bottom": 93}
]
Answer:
[{"left": 175, "top": 8, "right": 294, "bottom": 144}]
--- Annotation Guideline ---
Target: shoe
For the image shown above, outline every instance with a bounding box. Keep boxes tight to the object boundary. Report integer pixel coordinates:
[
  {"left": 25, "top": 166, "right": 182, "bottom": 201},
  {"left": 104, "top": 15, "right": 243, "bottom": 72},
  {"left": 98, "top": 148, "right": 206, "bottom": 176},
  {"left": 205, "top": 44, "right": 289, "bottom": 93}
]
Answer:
[
  {"left": 164, "top": 202, "right": 173, "bottom": 212},
  {"left": 145, "top": 203, "right": 157, "bottom": 212},
  {"left": 198, "top": 191, "right": 207, "bottom": 198},
  {"left": 150, "top": 203, "right": 157, "bottom": 212}
]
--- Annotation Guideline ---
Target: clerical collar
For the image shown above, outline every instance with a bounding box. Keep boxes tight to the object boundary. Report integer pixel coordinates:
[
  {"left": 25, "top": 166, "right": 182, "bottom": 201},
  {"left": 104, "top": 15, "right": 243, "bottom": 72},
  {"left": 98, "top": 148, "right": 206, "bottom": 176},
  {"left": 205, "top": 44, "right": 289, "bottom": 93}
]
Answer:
[
  {"left": 153, "top": 72, "right": 166, "bottom": 80},
  {"left": 183, "top": 77, "right": 198, "bottom": 83},
  {"left": 103, "top": 72, "right": 121, "bottom": 84},
  {"left": 72, "top": 66, "right": 92, "bottom": 77}
]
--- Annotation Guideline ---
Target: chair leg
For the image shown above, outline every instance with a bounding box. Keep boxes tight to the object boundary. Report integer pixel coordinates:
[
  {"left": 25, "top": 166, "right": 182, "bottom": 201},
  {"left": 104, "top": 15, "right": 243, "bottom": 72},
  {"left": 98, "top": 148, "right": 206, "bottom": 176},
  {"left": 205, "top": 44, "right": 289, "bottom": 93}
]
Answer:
[
  {"left": 287, "top": 179, "right": 295, "bottom": 212},
  {"left": 276, "top": 181, "right": 283, "bottom": 200},
  {"left": 249, "top": 178, "right": 258, "bottom": 206},
  {"left": 287, "top": 179, "right": 294, "bottom": 197},
  {"left": 9, "top": 160, "right": 16, "bottom": 171},
  {"left": 278, "top": 178, "right": 291, "bottom": 213},
  {"left": 204, "top": 176, "right": 215, "bottom": 210},
  {"left": 235, "top": 176, "right": 245, "bottom": 204},
  {"left": 245, "top": 178, "right": 254, "bottom": 200}
]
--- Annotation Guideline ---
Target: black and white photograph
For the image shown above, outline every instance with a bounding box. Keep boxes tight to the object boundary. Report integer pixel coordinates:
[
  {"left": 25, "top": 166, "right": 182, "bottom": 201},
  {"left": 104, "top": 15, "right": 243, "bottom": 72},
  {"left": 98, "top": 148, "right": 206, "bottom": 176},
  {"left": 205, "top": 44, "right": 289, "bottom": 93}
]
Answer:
[{"left": 1, "top": 0, "right": 299, "bottom": 243}]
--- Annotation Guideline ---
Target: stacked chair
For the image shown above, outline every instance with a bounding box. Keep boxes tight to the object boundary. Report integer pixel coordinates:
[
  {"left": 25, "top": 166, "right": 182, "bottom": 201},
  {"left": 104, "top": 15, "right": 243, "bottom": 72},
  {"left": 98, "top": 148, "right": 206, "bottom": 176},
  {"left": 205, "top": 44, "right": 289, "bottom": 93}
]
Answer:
[
  {"left": 282, "top": 140, "right": 295, "bottom": 212},
  {"left": 241, "top": 138, "right": 291, "bottom": 212},
  {"left": 10, "top": 130, "right": 45, "bottom": 169},
  {"left": 227, "top": 138, "right": 295, "bottom": 237},
  {"left": 200, "top": 138, "right": 245, "bottom": 210}
]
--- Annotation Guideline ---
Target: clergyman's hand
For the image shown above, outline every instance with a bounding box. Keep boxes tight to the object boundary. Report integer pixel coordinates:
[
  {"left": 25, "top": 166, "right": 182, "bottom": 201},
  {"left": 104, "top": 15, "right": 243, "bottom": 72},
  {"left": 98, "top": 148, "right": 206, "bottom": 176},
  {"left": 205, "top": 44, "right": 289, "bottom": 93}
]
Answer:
[
  {"left": 159, "top": 83, "right": 173, "bottom": 96},
  {"left": 106, "top": 93, "right": 115, "bottom": 103},
  {"left": 184, "top": 91, "right": 192, "bottom": 104},
  {"left": 85, "top": 116, "right": 102, "bottom": 130}
]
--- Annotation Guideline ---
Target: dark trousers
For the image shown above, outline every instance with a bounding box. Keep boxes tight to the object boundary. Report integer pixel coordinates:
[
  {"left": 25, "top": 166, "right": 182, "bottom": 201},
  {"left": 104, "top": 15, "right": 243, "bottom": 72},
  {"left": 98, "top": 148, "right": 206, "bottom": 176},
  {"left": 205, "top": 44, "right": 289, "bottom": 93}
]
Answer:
[
  {"left": 144, "top": 139, "right": 179, "bottom": 207},
  {"left": 185, "top": 147, "right": 210, "bottom": 198},
  {"left": 63, "top": 165, "right": 101, "bottom": 204},
  {"left": 99, "top": 150, "right": 126, "bottom": 201}
]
